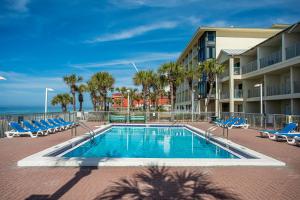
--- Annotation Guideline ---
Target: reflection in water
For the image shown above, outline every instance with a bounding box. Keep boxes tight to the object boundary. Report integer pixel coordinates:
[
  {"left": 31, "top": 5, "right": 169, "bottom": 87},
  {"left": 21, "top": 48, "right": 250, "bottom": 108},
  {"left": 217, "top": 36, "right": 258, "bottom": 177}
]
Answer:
[{"left": 64, "top": 126, "right": 239, "bottom": 159}]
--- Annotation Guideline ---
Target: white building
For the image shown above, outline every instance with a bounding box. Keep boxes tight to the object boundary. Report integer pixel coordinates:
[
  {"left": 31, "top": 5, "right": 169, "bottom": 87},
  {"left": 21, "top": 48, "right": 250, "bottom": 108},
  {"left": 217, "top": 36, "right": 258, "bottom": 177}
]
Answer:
[
  {"left": 175, "top": 25, "right": 285, "bottom": 112},
  {"left": 217, "top": 22, "right": 300, "bottom": 115}
]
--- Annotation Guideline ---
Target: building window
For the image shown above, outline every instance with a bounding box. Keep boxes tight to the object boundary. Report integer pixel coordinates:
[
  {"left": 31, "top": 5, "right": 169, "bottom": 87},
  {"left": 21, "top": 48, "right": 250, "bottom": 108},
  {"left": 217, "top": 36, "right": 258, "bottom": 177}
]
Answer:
[
  {"left": 207, "top": 32, "right": 215, "bottom": 41},
  {"left": 207, "top": 46, "right": 215, "bottom": 59}
]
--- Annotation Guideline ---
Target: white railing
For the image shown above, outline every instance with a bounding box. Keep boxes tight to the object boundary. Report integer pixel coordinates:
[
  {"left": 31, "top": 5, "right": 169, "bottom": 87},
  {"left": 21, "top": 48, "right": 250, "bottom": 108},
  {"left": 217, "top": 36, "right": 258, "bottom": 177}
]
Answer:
[
  {"left": 267, "top": 85, "right": 291, "bottom": 96},
  {"left": 260, "top": 50, "right": 282, "bottom": 68},
  {"left": 242, "top": 60, "right": 257, "bottom": 74},
  {"left": 286, "top": 43, "right": 300, "bottom": 60}
]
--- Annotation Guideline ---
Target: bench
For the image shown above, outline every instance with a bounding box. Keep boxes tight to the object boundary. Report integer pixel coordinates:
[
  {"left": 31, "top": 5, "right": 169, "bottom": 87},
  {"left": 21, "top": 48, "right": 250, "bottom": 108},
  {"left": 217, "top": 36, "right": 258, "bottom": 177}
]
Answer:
[
  {"left": 109, "top": 115, "right": 127, "bottom": 123},
  {"left": 129, "top": 115, "right": 146, "bottom": 123}
]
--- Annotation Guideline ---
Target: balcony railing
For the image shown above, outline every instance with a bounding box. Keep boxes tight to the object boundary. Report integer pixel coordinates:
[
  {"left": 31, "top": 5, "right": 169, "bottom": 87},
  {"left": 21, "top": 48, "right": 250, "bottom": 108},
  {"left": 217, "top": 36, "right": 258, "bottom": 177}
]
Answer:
[
  {"left": 219, "top": 69, "right": 229, "bottom": 79},
  {"left": 234, "top": 89, "right": 243, "bottom": 98},
  {"left": 266, "top": 85, "right": 291, "bottom": 96},
  {"left": 247, "top": 87, "right": 262, "bottom": 98},
  {"left": 294, "top": 81, "right": 300, "bottom": 93},
  {"left": 234, "top": 67, "right": 241, "bottom": 75},
  {"left": 192, "top": 49, "right": 198, "bottom": 58},
  {"left": 221, "top": 92, "right": 229, "bottom": 99},
  {"left": 286, "top": 43, "right": 300, "bottom": 60},
  {"left": 260, "top": 50, "right": 282, "bottom": 68},
  {"left": 242, "top": 60, "right": 257, "bottom": 74}
]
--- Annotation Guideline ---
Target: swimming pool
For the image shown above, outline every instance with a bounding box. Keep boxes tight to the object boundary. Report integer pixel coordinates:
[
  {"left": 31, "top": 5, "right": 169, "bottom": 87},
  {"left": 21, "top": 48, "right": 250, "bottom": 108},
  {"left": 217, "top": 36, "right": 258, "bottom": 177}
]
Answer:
[
  {"left": 63, "top": 126, "right": 238, "bottom": 159},
  {"left": 18, "top": 124, "right": 286, "bottom": 167}
]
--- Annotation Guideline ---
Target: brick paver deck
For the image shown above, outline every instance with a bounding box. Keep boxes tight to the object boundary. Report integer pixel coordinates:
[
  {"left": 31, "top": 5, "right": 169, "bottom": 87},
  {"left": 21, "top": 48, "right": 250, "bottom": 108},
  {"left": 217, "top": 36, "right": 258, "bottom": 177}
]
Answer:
[{"left": 0, "top": 122, "right": 299, "bottom": 200}]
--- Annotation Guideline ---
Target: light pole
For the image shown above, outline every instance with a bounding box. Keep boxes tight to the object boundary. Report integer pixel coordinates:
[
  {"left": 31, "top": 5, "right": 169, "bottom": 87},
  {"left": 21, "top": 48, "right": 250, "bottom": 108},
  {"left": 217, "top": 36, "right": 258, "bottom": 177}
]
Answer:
[
  {"left": 254, "top": 84, "right": 263, "bottom": 114},
  {"left": 45, "top": 88, "right": 54, "bottom": 116},
  {"left": 191, "top": 89, "right": 195, "bottom": 122},
  {"left": 127, "top": 89, "right": 130, "bottom": 122},
  {"left": 0, "top": 76, "right": 6, "bottom": 80},
  {"left": 255, "top": 83, "right": 263, "bottom": 128}
]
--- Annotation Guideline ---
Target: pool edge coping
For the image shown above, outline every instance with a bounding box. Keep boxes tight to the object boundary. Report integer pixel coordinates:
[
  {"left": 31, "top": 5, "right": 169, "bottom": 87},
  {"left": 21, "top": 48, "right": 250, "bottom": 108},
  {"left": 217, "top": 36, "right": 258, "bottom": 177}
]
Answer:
[{"left": 17, "top": 123, "right": 286, "bottom": 167}]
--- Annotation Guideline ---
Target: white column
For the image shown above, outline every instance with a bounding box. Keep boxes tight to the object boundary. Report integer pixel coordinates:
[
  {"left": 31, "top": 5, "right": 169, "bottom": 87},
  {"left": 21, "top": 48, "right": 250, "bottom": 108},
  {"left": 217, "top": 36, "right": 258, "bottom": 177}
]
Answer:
[
  {"left": 257, "top": 47, "right": 261, "bottom": 70},
  {"left": 215, "top": 75, "right": 219, "bottom": 116},
  {"left": 45, "top": 88, "right": 48, "bottom": 114},
  {"left": 282, "top": 33, "right": 286, "bottom": 61},
  {"left": 229, "top": 57, "right": 234, "bottom": 113}
]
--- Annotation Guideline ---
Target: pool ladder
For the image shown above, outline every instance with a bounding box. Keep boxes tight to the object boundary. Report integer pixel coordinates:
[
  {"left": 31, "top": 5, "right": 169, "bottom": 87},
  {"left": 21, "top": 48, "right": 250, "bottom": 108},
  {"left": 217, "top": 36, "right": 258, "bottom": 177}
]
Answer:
[
  {"left": 78, "top": 121, "right": 96, "bottom": 144},
  {"left": 205, "top": 125, "right": 218, "bottom": 142}
]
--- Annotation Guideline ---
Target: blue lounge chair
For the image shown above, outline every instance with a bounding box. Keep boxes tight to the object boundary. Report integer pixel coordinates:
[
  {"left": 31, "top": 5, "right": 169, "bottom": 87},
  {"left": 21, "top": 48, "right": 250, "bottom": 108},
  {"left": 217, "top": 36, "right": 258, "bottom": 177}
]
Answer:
[
  {"left": 53, "top": 118, "right": 72, "bottom": 128},
  {"left": 259, "top": 122, "right": 298, "bottom": 138},
  {"left": 226, "top": 118, "right": 240, "bottom": 129},
  {"left": 267, "top": 131, "right": 300, "bottom": 143},
  {"left": 5, "top": 122, "right": 39, "bottom": 138},
  {"left": 230, "top": 118, "right": 249, "bottom": 129},
  {"left": 40, "top": 119, "right": 63, "bottom": 131},
  {"left": 32, "top": 120, "right": 55, "bottom": 133},
  {"left": 23, "top": 120, "right": 48, "bottom": 136},
  {"left": 59, "top": 117, "right": 78, "bottom": 126},
  {"left": 47, "top": 119, "right": 67, "bottom": 130},
  {"left": 216, "top": 117, "right": 234, "bottom": 127}
]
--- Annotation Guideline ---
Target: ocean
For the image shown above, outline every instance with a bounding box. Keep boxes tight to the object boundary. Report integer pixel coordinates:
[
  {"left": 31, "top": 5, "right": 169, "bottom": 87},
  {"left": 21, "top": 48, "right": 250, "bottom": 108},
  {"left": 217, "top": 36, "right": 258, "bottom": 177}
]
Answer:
[{"left": 0, "top": 106, "right": 93, "bottom": 114}]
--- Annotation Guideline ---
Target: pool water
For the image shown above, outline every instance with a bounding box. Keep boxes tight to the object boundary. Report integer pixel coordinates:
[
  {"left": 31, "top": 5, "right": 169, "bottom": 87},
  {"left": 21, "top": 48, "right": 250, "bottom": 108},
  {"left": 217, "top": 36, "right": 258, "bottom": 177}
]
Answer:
[{"left": 63, "top": 126, "right": 239, "bottom": 159}]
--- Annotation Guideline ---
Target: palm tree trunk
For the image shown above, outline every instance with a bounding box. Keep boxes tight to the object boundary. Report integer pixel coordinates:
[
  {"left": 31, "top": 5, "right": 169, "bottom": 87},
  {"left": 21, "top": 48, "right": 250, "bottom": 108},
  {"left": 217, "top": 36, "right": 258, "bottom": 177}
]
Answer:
[
  {"left": 72, "top": 92, "right": 76, "bottom": 111},
  {"left": 170, "top": 83, "right": 174, "bottom": 111},
  {"left": 205, "top": 83, "right": 214, "bottom": 112},
  {"left": 143, "top": 88, "right": 146, "bottom": 111}
]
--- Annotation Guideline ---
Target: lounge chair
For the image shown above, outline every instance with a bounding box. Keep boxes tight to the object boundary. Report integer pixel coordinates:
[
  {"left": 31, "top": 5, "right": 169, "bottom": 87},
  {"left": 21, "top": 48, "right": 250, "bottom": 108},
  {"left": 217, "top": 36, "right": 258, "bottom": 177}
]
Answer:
[
  {"left": 216, "top": 117, "right": 235, "bottom": 127},
  {"left": 284, "top": 136, "right": 300, "bottom": 146},
  {"left": 129, "top": 115, "right": 146, "bottom": 123},
  {"left": 59, "top": 117, "right": 78, "bottom": 126},
  {"left": 47, "top": 119, "right": 67, "bottom": 130},
  {"left": 267, "top": 132, "right": 300, "bottom": 143},
  {"left": 23, "top": 120, "right": 48, "bottom": 136},
  {"left": 40, "top": 119, "right": 63, "bottom": 131},
  {"left": 32, "top": 120, "right": 56, "bottom": 133},
  {"left": 109, "top": 115, "right": 127, "bottom": 123},
  {"left": 259, "top": 122, "right": 298, "bottom": 138},
  {"left": 53, "top": 118, "right": 72, "bottom": 128},
  {"left": 229, "top": 118, "right": 249, "bottom": 129},
  {"left": 225, "top": 118, "right": 240, "bottom": 129},
  {"left": 5, "top": 122, "right": 40, "bottom": 138}
]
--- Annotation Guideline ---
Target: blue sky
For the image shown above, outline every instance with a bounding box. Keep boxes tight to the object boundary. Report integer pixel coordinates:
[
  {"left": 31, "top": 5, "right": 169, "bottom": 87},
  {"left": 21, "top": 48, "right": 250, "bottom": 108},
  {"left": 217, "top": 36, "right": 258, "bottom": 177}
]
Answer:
[{"left": 0, "top": 0, "right": 299, "bottom": 108}]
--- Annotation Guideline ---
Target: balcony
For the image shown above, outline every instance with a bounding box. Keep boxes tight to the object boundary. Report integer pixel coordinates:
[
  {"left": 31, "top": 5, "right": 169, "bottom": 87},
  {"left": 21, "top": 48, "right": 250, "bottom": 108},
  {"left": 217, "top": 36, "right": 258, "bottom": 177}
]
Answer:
[
  {"left": 242, "top": 60, "right": 257, "bottom": 74},
  {"left": 286, "top": 43, "right": 300, "bottom": 60},
  {"left": 234, "top": 67, "right": 241, "bottom": 75},
  {"left": 234, "top": 89, "right": 243, "bottom": 98},
  {"left": 221, "top": 91, "right": 229, "bottom": 99},
  {"left": 260, "top": 50, "right": 282, "bottom": 68},
  {"left": 247, "top": 87, "right": 262, "bottom": 98},
  {"left": 192, "top": 49, "right": 198, "bottom": 58},
  {"left": 266, "top": 85, "right": 291, "bottom": 96},
  {"left": 294, "top": 81, "right": 300, "bottom": 93},
  {"left": 219, "top": 69, "right": 229, "bottom": 79}
]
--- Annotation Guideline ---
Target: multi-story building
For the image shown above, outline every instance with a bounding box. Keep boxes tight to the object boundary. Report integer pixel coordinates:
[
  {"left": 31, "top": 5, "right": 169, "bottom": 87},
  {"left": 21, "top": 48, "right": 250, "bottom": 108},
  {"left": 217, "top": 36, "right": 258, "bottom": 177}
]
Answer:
[
  {"left": 175, "top": 25, "right": 286, "bottom": 112},
  {"left": 216, "top": 22, "right": 300, "bottom": 115},
  {"left": 112, "top": 93, "right": 170, "bottom": 110}
]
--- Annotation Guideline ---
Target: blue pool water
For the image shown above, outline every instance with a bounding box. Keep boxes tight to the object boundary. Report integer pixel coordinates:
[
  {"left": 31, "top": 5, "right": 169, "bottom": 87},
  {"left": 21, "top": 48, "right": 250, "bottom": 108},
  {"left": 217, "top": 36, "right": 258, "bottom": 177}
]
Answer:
[{"left": 63, "top": 126, "right": 239, "bottom": 159}]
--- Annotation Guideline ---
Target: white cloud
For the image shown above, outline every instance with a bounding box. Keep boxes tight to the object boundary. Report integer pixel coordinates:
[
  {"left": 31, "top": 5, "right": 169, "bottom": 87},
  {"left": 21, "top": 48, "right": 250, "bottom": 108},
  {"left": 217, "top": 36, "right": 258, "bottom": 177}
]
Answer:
[
  {"left": 110, "top": 0, "right": 197, "bottom": 8},
  {"left": 6, "top": 0, "right": 30, "bottom": 12},
  {"left": 85, "top": 21, "right": 178, "bottom": 43},
  {"left": 71, "top": 52, "right": 180, "bottom": 69}
]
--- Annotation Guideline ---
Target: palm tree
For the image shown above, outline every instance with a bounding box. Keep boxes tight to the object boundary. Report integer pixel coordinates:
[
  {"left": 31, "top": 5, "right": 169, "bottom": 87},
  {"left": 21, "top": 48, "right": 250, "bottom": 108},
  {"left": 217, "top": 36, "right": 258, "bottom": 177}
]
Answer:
[
  {"left": 91, "top": 72, "right": 115, "bottom": 111},
  {"left": 133, "top": 70, "right": 154, "bottom": 111},
  {"left": 87, "top": 80, "right": 98, "bottom": 111},
  {"left": 63, "top": 74, "right": 83, "bottom": 111},
  {"left": 199, "top": 59, "right": 224, "bottom": 112},
  {"left": 51, "top": 93, "right": 73, "bottom": 112},
  {"left": 185, "top": 64, "right": 201, "bottom": 111},
  {"left": 158, "top": 62, "right": 184, "bottom": 111},
  {"left": 77, "top": 84, "right": 88, "bottom": 112},
  {"left": 151, "top": 73, "right": 167, "bottom": 111}
]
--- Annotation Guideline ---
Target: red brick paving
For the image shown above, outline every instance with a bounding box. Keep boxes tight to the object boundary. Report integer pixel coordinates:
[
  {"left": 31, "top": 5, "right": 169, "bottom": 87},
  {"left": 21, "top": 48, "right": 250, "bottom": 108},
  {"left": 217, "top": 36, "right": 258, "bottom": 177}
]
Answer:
[{"left": 0, "top": 122, "right": 299, "bottom": 200}]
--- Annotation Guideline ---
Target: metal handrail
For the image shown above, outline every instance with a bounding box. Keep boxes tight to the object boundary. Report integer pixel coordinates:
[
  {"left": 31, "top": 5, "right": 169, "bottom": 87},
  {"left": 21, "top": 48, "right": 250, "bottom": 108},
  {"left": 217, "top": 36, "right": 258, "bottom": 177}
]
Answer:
[{"left": 78, "top": 121, "right": 96, "bottom": 143}]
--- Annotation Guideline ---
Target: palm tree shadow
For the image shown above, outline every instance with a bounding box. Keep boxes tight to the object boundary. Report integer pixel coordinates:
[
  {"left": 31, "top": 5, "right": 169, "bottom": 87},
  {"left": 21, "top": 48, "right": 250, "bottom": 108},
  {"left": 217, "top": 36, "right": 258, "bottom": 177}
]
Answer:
[{"left": 96, "top": 166, "right": 240, "bottom": 200}]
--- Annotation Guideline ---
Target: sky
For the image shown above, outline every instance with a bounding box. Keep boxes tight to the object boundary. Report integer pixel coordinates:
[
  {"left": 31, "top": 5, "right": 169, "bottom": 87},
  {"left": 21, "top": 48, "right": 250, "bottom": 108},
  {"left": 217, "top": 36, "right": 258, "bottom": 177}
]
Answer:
[{"left": 0, "top": 0, "right": 299, "bottom": 108}]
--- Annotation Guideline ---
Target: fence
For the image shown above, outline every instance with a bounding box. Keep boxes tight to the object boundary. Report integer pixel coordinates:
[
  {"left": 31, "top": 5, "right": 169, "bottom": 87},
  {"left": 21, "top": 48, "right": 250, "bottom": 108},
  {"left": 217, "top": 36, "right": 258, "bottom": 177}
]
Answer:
[{"left": 1, "top": 110, "right": 300, "bottom": 138}]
